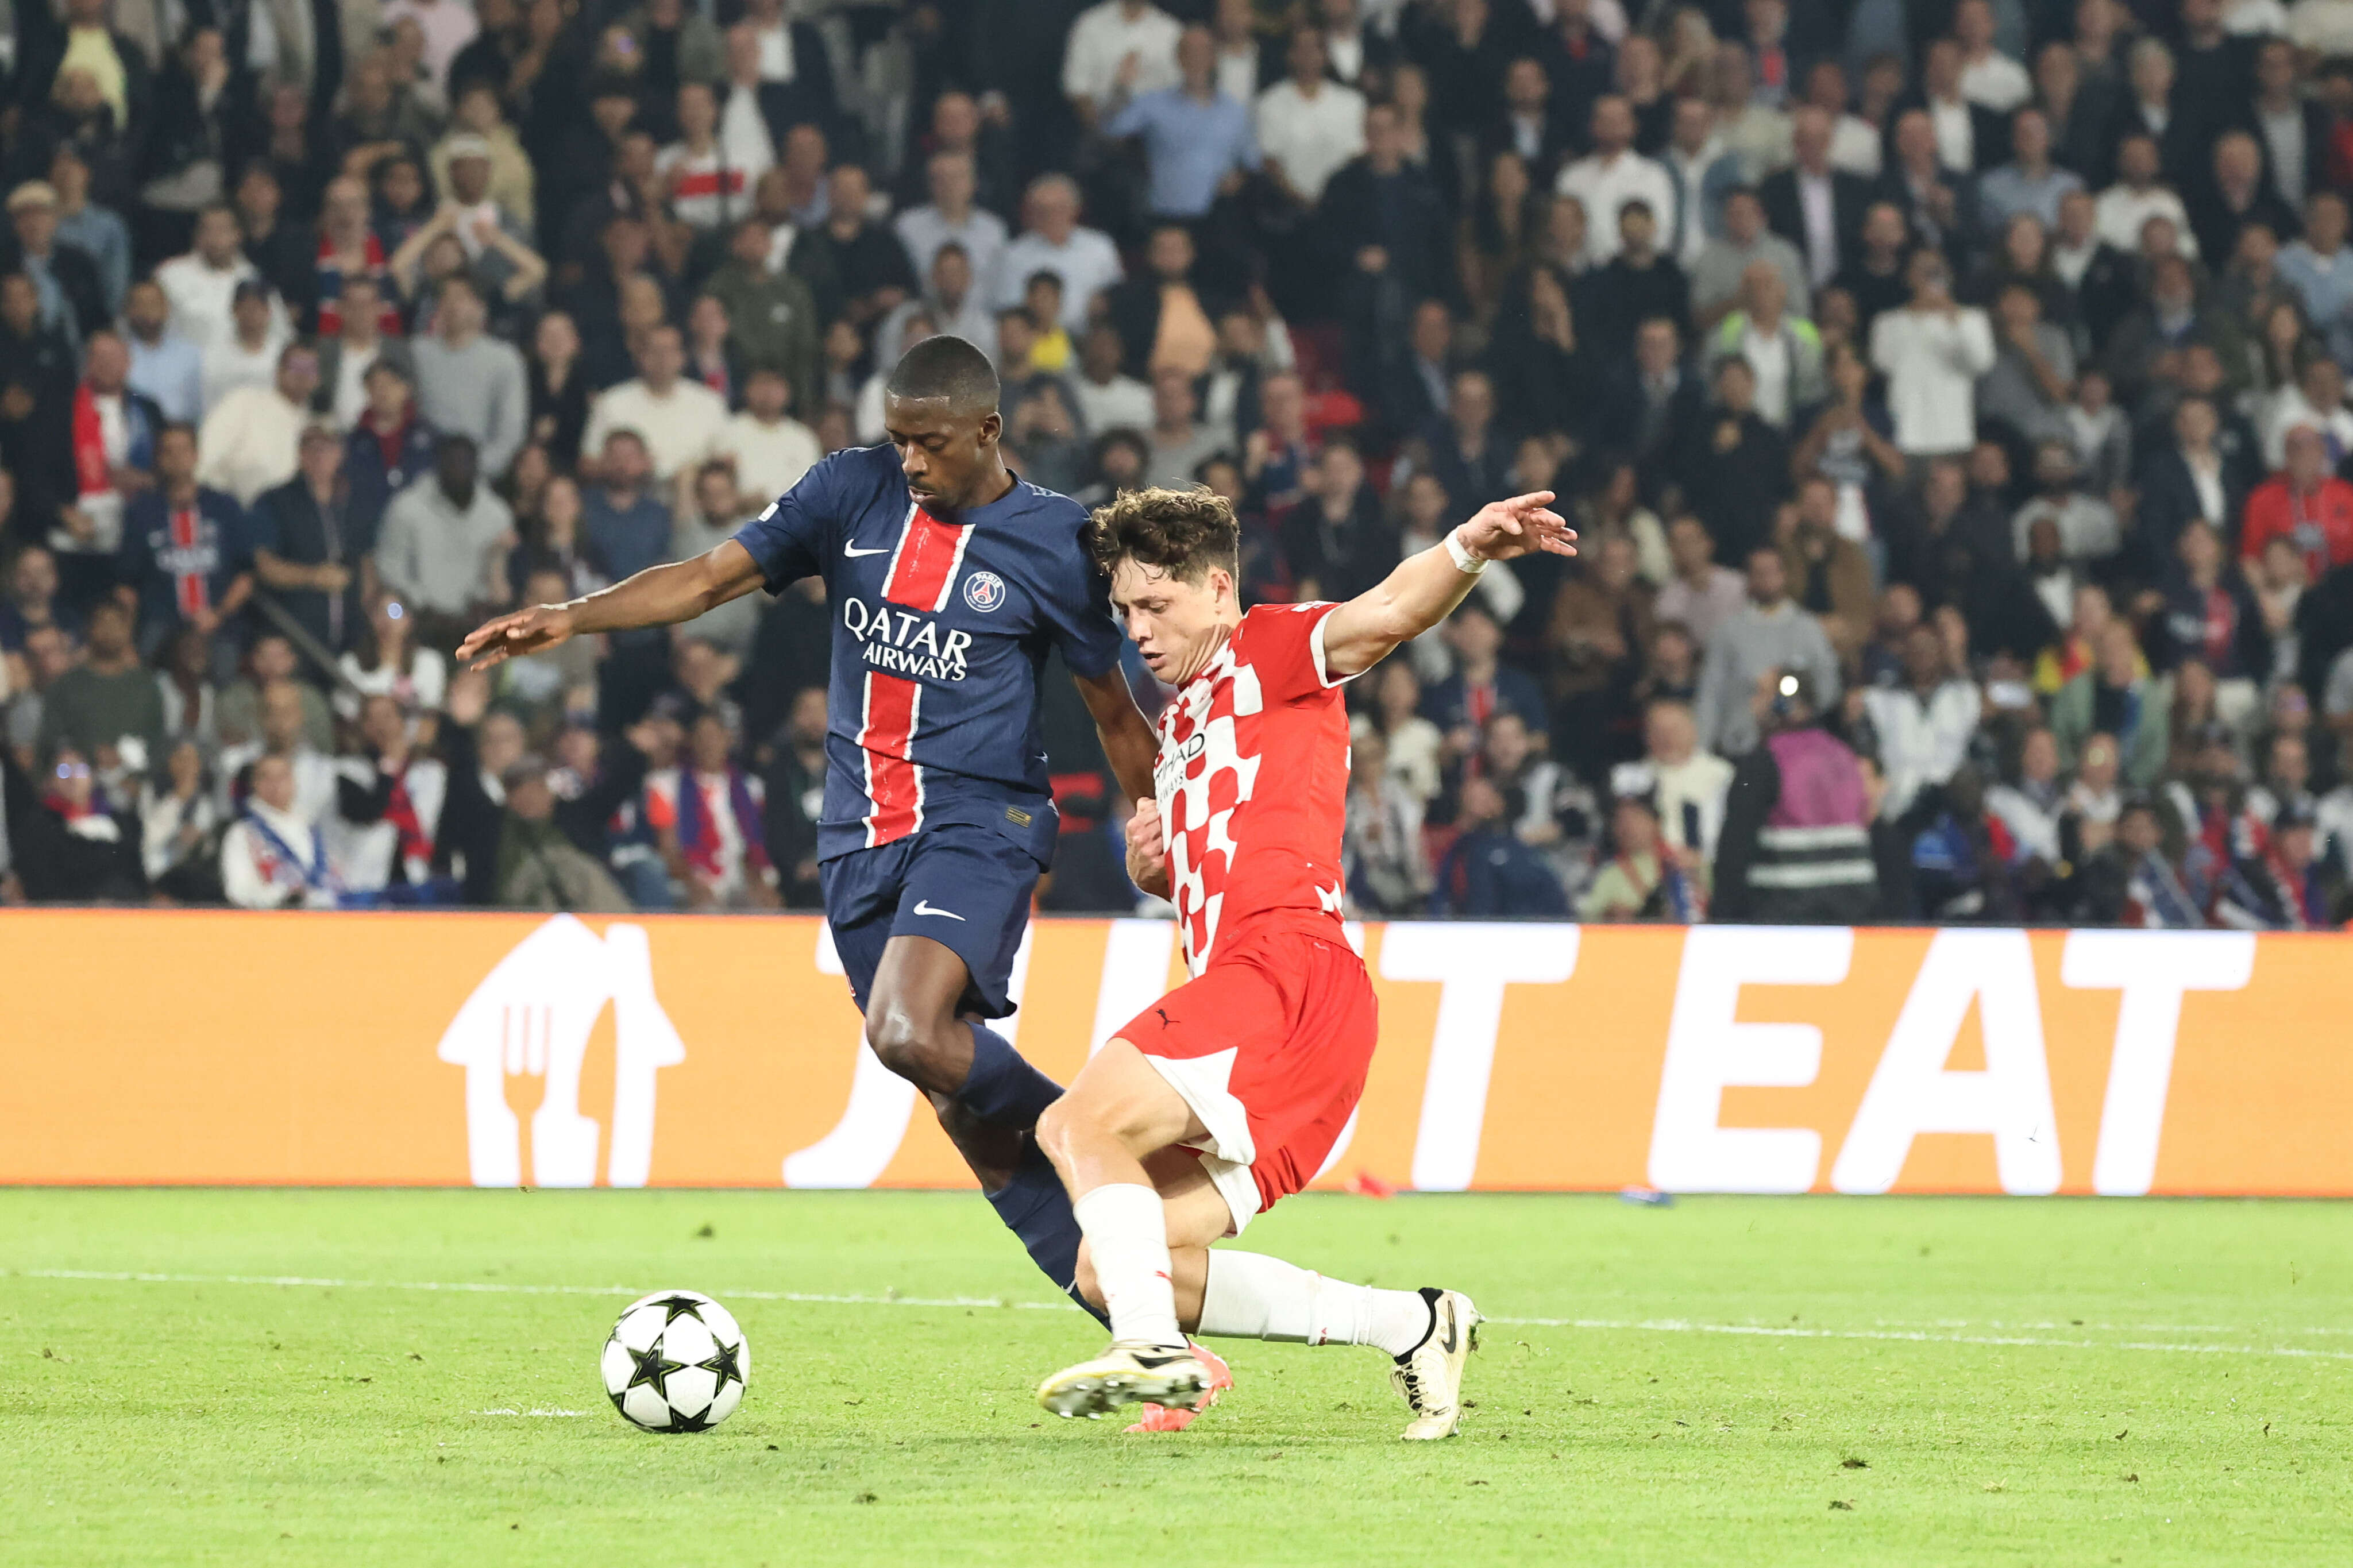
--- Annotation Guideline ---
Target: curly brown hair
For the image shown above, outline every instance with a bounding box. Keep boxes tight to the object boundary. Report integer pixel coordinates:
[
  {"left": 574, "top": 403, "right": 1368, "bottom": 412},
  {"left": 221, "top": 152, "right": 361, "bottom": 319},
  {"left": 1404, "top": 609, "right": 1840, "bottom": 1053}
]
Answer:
[{"left": 1085, "top": 485, "right": 1241, "bottom": 584}]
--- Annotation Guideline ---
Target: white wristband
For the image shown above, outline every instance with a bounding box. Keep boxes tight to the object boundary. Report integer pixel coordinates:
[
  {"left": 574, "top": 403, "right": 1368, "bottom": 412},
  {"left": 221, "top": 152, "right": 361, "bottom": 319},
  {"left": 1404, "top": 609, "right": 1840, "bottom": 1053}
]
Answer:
[{"left": 1444, "top": 528, "right": 1489, "bottom": 574}]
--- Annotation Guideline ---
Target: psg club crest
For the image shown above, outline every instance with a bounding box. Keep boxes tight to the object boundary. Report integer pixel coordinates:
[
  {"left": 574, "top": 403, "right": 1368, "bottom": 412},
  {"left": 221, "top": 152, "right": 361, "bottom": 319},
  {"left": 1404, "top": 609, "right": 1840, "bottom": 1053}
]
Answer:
[{"left": 962, "top": 570, "right": 1008, "bottom": 613}]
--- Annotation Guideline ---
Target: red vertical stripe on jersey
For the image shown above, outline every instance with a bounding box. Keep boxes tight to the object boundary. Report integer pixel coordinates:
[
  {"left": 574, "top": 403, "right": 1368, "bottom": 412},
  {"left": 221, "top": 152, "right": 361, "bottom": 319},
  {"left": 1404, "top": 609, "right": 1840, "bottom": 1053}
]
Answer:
[
  {"left": 856, "top": 672, "right": 924, "bottom": 847},
  {"left": 882, "top": 507, "right": 971, "bottom": 612},
  {"left": 170, "top": 507, "right": 209, "bottom": 619}
]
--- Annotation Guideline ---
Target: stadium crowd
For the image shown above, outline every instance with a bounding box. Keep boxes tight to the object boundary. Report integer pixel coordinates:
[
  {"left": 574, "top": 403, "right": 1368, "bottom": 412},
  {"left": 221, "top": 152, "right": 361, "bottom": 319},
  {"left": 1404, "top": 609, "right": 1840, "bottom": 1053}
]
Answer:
[{"left": 1, "top": 0, "right": 2351, "bottom": 926}]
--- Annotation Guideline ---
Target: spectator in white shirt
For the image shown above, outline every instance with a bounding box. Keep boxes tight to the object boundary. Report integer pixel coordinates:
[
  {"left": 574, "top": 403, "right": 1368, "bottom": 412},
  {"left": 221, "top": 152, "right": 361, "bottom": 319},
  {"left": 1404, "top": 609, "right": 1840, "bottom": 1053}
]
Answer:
[
  {"left": 1869, "top": 248, "right": 1996, "bottom": 457},
  {"left": 711, "top": 366, "right": 823, "bottom": 505},
  {"left": 1555, "top": 95, "right": 1677, "bottom": 268},
  {"left": 199, "top": 280, "right": 290, "bottom": 414},
  {"left": 1862, "top": 623, "right": 1984, "bottom": 818},
  {"left": 1255, "top": 26, "right": 1367, "bottom": 209},
  {"left": 993, "top": 175, "right": 1124, "bottom": 330},
  {"left": 658, "top": 80, "right": 772, "bottom": 233},
  {"left": 197, "top": 343, "right": 319, "bottom": 505},
  {"left": 1954, "top": 0, "right": 2032, "bottom": 112},
  {"left": 221, "top": 750, "right": 343, "bottom": 907},
  {"left": 894, "top": 150, "right": 1009, "bottom": 296},
  {"left": 1063, "top": 0, "right": 1184, "bottom": 128},
  {"left": 155, "top": 204, "right": 279, "bottom": 356},
  {"left": 1071, "top": 323, "right": 1155, "bottom": 434},
  {"left": 2095, "top": 133, "right": 2200, "bottom": 258},
  {"left": 583, "top": 325, "right": 731, "bottom": 482}
]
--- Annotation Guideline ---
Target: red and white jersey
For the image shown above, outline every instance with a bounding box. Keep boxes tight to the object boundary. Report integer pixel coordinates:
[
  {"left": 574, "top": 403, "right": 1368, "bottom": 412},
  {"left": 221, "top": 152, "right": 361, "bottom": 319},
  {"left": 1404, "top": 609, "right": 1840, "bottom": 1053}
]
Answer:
[{"left": 1156, "top": 603, "right": 1356, "bottom": 975}]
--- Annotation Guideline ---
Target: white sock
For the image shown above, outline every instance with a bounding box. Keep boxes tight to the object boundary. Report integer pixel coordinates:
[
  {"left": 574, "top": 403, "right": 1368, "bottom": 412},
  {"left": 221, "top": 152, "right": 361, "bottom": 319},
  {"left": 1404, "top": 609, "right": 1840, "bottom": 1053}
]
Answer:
[
  {"left": 1197, "top": 1250, "right": 1434, "bottom": 1357},
  {"left": 1073, "top": 1183, "right": 1184, "bottom": 1349}
]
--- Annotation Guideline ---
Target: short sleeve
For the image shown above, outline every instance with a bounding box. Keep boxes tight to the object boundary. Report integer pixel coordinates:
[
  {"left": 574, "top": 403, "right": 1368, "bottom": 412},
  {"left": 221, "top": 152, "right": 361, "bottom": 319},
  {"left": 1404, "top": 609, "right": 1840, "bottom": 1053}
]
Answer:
[
  {"left": 731, "top": 452, "right": 843, "bottom": 593},
  {"left": 1240, "top": 601, "right": 1351, "bottom": 705},
  {"left": 1037, "top": 509, "right": 1125, "bottom": 681}
]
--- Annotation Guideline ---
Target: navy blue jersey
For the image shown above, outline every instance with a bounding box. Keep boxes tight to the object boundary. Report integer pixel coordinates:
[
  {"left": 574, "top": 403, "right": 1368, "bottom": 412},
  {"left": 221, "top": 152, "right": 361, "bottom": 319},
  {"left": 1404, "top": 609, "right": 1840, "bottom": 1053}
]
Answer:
[{"left": 731, "top": 445, "right": 1124, "bottom": 864}]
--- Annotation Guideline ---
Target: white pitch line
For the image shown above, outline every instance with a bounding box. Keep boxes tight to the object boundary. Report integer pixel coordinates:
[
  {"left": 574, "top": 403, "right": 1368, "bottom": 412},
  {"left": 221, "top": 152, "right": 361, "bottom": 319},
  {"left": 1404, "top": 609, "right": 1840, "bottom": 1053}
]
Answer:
[
  {"left": 14, "top": 1268, "right": 2352, "bottom": 1364},
  {"left": 1480, "top": 1314, "right": 2353, "bottom": 1362}
]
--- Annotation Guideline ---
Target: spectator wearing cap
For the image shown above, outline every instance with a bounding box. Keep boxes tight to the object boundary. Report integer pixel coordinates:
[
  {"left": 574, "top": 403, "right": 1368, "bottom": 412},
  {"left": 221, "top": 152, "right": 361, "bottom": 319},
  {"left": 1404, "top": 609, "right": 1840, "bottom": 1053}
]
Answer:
[
  {"left": 373, "top": 434, "right": 515, "bottom": 648},
  {"left": 4, "top": 181, "right": 106, "bottom": 349},
  {"left": 198, "top": 342, "right": 319, "bottom": 506},
  {"left": 421, "top": 136, "right": 541, "bottom": 300},
  {"left": 410, "top": 273, "right": 529, "bottom": 479},
  {"left": 250, "top": 422, "right": 367, "bottom": 659},
  {"left": 430, "top": 82, "right": 538, "bottom": 233},
  {"left": 156, "top": 204, "right": 277, "bottom": 357}
]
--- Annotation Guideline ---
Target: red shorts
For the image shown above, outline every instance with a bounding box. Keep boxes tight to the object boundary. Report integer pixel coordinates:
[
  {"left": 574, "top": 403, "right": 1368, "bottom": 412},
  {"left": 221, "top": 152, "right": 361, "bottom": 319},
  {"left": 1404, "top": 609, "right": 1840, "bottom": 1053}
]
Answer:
[{"left": 1115, "top": 921, "right": 1378, "bottom": 1234}]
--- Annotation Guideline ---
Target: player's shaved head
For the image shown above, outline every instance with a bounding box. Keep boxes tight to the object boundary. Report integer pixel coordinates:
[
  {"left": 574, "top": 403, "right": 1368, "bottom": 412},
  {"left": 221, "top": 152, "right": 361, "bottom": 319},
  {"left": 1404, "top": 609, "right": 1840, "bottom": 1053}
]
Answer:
[
  {"left": 882, "top": 334, "right": 1009, "bottom": 511},
  {"left": 884, "top": 334, "right": 999, "bottom": 416}
]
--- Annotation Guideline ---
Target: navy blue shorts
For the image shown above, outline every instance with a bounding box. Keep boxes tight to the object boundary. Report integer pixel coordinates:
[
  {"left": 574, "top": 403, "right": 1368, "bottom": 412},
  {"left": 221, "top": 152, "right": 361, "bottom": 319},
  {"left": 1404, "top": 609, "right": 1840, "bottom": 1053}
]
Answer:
[{"left": 820, "top": 824, "right": 1042, "bottom": 1019}]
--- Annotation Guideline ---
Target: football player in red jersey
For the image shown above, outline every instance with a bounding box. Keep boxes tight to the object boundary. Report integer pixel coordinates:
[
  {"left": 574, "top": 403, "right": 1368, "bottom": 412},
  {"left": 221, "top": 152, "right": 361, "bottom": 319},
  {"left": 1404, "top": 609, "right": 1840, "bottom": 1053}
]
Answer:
[{"left": 1032, "top": 484, "right": 1575, "bottom": 1437}]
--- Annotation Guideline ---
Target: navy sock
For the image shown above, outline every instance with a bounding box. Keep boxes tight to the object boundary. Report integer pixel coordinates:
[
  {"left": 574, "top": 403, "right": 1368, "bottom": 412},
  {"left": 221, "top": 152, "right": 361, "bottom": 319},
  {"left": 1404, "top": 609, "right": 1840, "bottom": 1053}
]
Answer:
[
  {"left": 955, "top": 1021, "right": 1064, "bottom": 1130},
  {"left": 983, "top": 1138, "right": 1106, "bottom": 1326}
]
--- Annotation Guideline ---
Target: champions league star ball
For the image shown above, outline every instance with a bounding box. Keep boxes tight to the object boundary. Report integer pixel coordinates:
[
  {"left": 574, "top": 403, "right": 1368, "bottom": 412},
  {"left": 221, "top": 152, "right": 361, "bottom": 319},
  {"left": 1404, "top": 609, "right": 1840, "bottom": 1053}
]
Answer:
[{"left": 600, "top": 1290, "right": 750, "bottom": 1432}]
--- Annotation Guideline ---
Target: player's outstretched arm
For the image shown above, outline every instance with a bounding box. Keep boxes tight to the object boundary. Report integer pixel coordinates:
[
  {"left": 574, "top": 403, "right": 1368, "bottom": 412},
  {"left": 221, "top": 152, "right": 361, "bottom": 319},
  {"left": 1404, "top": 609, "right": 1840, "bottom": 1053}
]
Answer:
[
  {"left": 457, "top": 540, "right": 768, "bottom": 670},
  {"left": 1317, "top": 492, "right": 1576, "bottom": 681}
]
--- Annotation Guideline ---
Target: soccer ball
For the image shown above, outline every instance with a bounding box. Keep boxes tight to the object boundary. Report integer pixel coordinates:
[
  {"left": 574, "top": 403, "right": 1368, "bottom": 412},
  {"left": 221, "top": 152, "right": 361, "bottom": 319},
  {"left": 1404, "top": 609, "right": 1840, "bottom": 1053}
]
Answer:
[{"left": 600, "top": 1289, "right": 750, "bottom": 1432}]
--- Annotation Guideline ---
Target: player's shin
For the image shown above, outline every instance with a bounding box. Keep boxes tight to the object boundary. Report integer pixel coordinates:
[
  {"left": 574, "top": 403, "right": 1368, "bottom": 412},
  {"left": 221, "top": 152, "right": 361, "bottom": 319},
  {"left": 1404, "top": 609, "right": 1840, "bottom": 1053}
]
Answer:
[
  {"left": 1192, "top": 1249, "right": 1435, "bottom": 1358},
  {"left": 989, "top": 1141, "right": 1108, "bottom": 1326},
  {"left": 956, "top": 1020, "right": 1063, "bottom": 1129},
  {"left": 1071, "top": 1184, "right": 1186, "bottom": 1349}
]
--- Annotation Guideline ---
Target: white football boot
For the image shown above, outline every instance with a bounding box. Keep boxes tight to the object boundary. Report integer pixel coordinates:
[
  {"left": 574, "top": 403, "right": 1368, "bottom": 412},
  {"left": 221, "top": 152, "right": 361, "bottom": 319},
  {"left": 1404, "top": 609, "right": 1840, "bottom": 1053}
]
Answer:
[
  {"left": 1037, "top": 1341, "right": 1211, "bottom": 1421},
  {"left": 1390, "top": 1288, "right": 1481, "bottom": 1440}
]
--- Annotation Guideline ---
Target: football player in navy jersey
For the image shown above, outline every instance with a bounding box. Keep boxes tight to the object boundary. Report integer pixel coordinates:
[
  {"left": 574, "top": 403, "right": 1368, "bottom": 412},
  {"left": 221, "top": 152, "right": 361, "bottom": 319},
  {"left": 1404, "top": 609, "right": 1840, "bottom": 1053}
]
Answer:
[{"left": 461, "top": 336, "right": 1163, "bottom": 1326}]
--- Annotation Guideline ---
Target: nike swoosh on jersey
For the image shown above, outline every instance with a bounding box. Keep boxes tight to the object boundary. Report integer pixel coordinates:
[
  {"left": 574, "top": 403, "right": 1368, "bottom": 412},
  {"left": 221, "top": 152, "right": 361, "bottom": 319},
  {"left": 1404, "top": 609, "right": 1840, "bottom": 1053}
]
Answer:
[
  {"left": 912, "top": 901, "right": 966, "bottom": 921},
  {"left": 844, "top": 541, "right": 890, "bottom": 557}
]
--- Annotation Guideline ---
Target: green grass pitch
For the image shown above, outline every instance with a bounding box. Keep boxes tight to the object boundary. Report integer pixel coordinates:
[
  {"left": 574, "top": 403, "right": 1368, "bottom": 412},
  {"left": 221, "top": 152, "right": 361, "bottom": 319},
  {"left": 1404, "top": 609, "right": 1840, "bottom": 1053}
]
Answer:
[{"left": 2, "top": 1188, "right": 2346, "bottom": 1566}]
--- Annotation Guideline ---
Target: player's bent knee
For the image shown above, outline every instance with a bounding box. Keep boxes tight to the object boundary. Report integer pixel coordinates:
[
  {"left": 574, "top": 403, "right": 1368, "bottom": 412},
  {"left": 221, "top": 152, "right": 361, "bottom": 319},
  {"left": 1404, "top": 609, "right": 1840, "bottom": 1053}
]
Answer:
[{"left": 863, "top": 1009, "right": 956, "bottom": 1090}]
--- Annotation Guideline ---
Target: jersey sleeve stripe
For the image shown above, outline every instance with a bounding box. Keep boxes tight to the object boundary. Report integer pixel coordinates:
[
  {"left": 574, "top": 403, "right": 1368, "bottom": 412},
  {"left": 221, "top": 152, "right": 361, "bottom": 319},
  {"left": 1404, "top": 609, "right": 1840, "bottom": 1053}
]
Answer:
[{"left": 1305, "top": 604, "right": 1362, "bottom": 690}]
